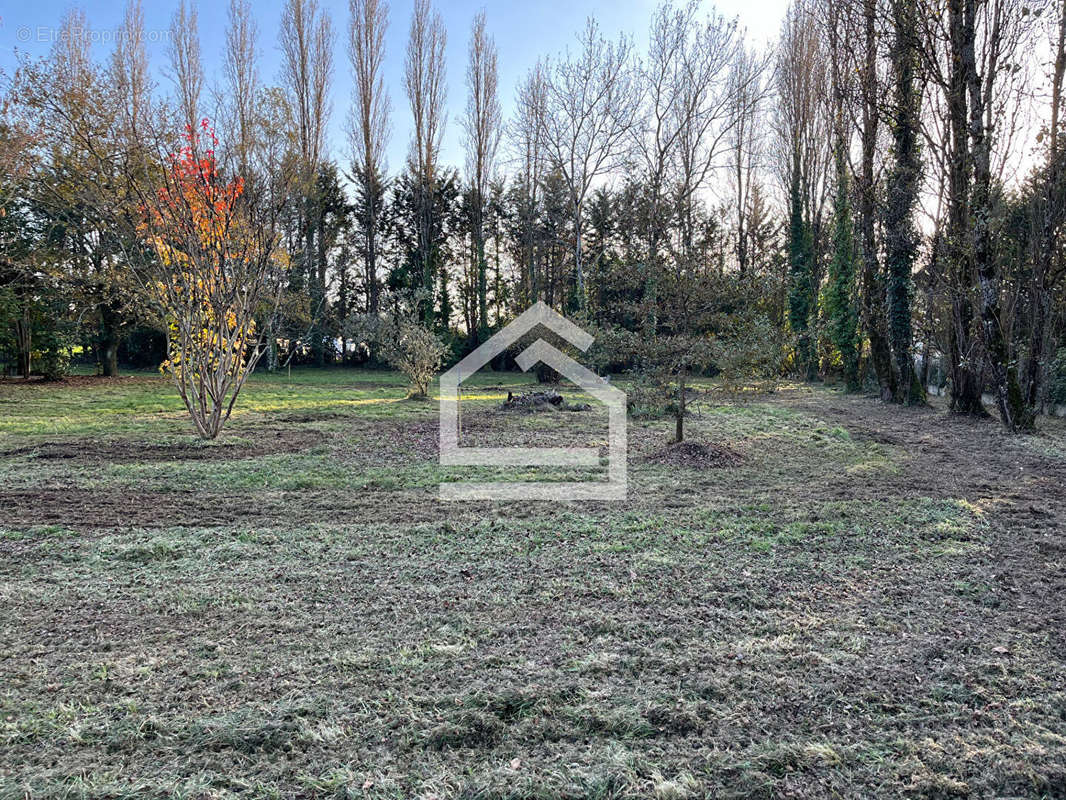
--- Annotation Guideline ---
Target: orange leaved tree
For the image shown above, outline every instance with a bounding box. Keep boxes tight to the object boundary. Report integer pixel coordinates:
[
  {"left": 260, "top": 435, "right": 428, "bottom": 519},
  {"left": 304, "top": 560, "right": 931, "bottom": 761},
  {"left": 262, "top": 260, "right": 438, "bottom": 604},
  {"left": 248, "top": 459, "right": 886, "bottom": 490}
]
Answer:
[{"left": 139, "top": 120, "right": 287, "bottom": 439}]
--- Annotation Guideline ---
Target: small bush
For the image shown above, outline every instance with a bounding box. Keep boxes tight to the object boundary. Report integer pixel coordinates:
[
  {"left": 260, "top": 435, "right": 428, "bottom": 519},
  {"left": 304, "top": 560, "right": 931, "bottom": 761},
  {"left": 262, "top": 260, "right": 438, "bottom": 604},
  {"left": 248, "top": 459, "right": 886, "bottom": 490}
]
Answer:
[
  {"left": 34, "top": 324, "right": 72, "bottom": 381},
  {"left": 346, "top": 298, "right": 447, "bottom": 398}
]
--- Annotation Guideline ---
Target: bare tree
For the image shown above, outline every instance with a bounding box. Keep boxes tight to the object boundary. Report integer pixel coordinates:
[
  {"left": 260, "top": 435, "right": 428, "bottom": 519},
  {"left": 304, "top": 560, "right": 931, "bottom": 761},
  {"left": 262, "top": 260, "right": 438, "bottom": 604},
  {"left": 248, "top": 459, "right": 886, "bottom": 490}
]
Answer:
[
  {"left": 168, "top": 0, "right": 204, "bottom": 136},
  {"left": 281, "top": 0, "right": 334, "bottom": 182},
  {"left": 404, "top": 0, "right": 447, "bottom": 322},
  {"left": 280, "top": 0, "right": 334, "bottom": 361},
  {"left": 918, "top": 0, "right": 1032, "bottom": 426},
  {"left": 634, "top": 0, "right": 693, "bottom": 326},
  {"left": 726, "top": 42, "right": 770, "bottom": 277},
  {"left": 775, "top": 2, "right": 831, "bottom": 235},
  {"left": 671, "top": 11, "right": 746, "bottom": 263},
  {"left": 510, "top": 63, "right": 547, "bottom": 304},
  {"left": 632, "top": 0, "right": 745, "bottom": 335},
  {"left": 222, "top": 0, "right": 260, "bottom": 173},
  {"left": 539, "top": 18, "right": 638, "bottom": 311},
  {"left": 348, "top": 0, "right": 391, "bottom": 318},
  {"left": 463, "top": 10, "right": 501, "bottom": 341},
  {"left": 965, "top": 0, "right": 1033, "bottom": 429},
  {"left": 111, "top": 0, "right": 150, "bottom": 140},
  {"left": 927, "top": 0, "right": 987, "bottom": 414}
]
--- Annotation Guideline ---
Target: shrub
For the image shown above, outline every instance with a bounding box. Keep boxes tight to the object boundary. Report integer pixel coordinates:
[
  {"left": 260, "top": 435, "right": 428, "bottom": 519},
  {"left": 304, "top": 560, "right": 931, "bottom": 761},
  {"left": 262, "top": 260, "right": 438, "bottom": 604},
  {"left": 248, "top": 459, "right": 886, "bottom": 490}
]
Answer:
[
  {"left": 347, "top": 300, "right": 447, "bottom": 398},
  {"left": 712, "top": 311, "right": 787, "bottom": 397}
]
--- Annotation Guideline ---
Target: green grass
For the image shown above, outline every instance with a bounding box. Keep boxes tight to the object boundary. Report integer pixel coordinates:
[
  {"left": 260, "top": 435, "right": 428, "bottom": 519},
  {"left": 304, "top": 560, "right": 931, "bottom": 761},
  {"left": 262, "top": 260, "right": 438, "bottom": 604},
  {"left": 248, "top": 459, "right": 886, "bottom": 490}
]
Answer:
[
  {"left": 0, "top": 367, "right": 457, "bottom": 437},
  {"left": 1, "top": 368, "right": 1065, "bottom": 798}
]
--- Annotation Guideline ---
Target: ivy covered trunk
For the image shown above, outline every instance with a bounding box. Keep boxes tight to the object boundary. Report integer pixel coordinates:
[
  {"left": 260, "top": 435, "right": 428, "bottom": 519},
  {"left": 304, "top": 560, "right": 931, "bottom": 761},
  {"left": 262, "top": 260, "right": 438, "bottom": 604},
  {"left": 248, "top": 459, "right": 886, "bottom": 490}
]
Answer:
[
  {"left": 475, "top": 194, "right": 489, "bottom": 344},
  {"left": 857, "top": 0, "right": 896, "bottom": 402},
  {"left": 885, "top": 20, "right": 924, "bottom": 404},
  {"left": 827, "top": 143, "right": 861, "bottom": 392},
  {"left": 787, "top": 149, "right": 816, "bottom": 381},
  {"left": 884, "top": 0, "right": 924, "bottom": 406}
]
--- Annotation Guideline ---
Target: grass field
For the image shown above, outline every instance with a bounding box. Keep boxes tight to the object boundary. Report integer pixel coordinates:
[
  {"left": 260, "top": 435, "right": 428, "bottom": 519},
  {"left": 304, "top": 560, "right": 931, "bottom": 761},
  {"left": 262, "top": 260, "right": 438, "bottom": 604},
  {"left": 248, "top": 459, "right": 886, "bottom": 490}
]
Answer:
[{"left": 2, "top": 369, "right": 1065, "bottom": 799}]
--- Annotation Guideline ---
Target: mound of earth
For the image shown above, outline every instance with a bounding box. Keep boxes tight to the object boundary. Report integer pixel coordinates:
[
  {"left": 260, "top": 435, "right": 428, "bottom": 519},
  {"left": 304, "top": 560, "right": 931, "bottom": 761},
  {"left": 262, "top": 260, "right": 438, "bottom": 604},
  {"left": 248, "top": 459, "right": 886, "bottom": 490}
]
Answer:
[
  {"left": 499, "top": 390, "right": 591, "bottom": 413},
  {"left": 644, "top": 440, "right": 743, "bottom": 468}
]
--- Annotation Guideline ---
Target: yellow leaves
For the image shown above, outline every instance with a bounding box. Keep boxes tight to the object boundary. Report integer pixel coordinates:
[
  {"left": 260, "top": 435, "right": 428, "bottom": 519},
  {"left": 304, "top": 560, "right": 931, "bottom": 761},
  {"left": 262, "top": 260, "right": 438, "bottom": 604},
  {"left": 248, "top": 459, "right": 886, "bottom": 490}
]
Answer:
[
  {"left": 273, "top": 249, "right": 293, "bottom": 271},
  {"left": 157, "top": 299, "right": 257, "bottom": 384}
]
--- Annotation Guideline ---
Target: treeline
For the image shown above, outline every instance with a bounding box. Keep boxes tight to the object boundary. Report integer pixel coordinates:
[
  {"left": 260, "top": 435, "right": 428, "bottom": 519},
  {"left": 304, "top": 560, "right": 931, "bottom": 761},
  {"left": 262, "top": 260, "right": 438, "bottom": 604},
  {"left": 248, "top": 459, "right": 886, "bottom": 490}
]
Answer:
[
  {"left": 1, "top": 0, "right": 1064, "bottom": 433},
  {"left": 779, "top": 0, "right": 1066, "bottom": 431}
]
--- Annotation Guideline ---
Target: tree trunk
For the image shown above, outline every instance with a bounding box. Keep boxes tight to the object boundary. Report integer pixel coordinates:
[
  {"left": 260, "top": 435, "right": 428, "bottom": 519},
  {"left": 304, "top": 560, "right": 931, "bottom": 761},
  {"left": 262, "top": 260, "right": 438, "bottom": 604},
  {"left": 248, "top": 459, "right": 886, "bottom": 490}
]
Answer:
[
  {"left": 302, "top": 190, "right": 319, "bottom": 362},
  {"left": 858, "top": 0, "right": 896, "bottom": 402},
  {"left": 1025, "top": 2, "right": 1065, "bottom": 412},
  {"left": 99, "top": 302, "right": 121, "bottom": 377},
  {"left": 420, "top": 183, "right": 435, "bottom": 326},
  {"left": 367, "top": 180, "right": 381, "bottom": 315},
  {"left": 15, "top": 308, "right": 31, "bottom": 379},
  {"left": 884, "top": 0, "right": 924, "bottom": 406},
  {"left": 675, "top": 373, "right": 686, "bottom": 443},
  {"left": 962, "top": 0, "right": 1031, "bottom": 431},
  {"left": 573, "top": 197, "right": 585, "bottom": 312},
  {"left": 315, "top": 193, "right": 328, "bottom": 367},
  {"left": 475, "top": 193, "right": 489, "bottom": 343},
  {"left": 945, "top": 0, "right": 986, "bottom": 417},
  {"left": 949, "top": 296, "right": 987, "bottom": 414},
  {"left": 788, "top": 148, "right": 817, "bottom": 382},
  {"left": 493, "top": 215, "right": 503, "bottom": 325},
  {"left": 736, "top": 153, "right": 748, "bottom": 277}
]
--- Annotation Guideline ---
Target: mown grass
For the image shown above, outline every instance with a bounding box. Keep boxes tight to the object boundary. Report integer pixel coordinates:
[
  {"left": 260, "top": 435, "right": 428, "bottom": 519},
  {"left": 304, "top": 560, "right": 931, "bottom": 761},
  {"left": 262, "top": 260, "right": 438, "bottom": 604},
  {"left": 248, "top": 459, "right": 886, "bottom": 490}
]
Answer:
[
  {"left": 1, "top": 368, "right": 1065, "bottom": 798},
  {"left": 0, "top": 367, "right": 463, "bottom": 438}
]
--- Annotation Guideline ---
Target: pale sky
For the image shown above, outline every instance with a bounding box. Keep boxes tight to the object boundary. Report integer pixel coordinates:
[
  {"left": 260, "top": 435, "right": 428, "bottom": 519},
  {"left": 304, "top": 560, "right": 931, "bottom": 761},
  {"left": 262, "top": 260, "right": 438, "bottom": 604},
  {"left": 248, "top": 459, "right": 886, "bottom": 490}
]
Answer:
[{"left": 0, "top": 0, "right": 789, "bottom": 176}]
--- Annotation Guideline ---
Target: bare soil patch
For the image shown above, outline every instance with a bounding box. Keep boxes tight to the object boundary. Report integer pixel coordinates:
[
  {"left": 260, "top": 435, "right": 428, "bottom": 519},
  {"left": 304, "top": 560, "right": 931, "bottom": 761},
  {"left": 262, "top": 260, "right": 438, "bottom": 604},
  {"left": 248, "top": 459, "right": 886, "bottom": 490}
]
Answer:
[
  {"left": 1, "top": 488, "right": 256, "bottom": 529},
  {"left": 0, "top": 485, "right": 459, "bottom": 531},
  {"left": 0, "top": 428, "right": 323, "bottom": 464},
  {"left": 0, "top": 374, "right": 164, "bottom": 388},
  {"left": 644, "top": 439, "right": 744, "bottom": 468},
  {"left": 275, "top": 411, "right": 348, "bottom": 424},
  {"left": 772, "top": 390, "right": 1066, "bottom": 502}
]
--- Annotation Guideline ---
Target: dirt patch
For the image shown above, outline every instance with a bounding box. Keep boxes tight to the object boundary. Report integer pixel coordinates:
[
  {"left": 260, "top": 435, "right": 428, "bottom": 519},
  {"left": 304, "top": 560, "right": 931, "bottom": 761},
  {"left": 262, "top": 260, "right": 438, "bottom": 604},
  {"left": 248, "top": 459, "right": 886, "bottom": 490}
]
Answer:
[
  {"left": 0, "top": 488, "right": 256, "bottom": 528},
  {"left": 0, "top": 485, "right": 458, "bottom": 530},
  {"left": 0, "top": 375, "right": 165, "bottom": 388},
  {"left": 644, "top": 439, "right": 743, "bottom": 469},
  {"left": 275, "top": 411, "right": 348, "bottom": 424},
  {"left": 771, "top": 390, "right": 1066, "bottom": 501},
  {"left": 0, "top": 428, "right": 324, "bottom": 464}
]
